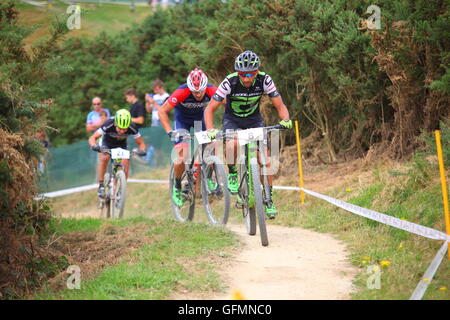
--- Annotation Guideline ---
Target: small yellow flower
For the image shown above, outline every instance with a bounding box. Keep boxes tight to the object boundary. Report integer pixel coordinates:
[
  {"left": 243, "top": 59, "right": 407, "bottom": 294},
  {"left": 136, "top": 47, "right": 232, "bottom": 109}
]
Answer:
[
  {"left": 364, "top": 256, "right": 372, "bottom": 260},
  {"left": 439, "top": 286, "right": 447, "bottom": 291},
  {"left": 379, "top": 260, "right": 391, "bottom": 267},
  {"left": 422, "top": 278, "right": 430, "bottom": 282},
  {"left": 361, "top": 260, "right": 368, "bottom": 264},
  {"left": 231, "top": 290, "right": 245, "bottom": 300},
  {"left": 400, "top": 217, "right": 409, "bottom": 221},
  {"left": 345, "top": 188, "right": 353, "bottom": 192},
  {"left": 398, "top": 243, "right": 404, "bottom": 249}
]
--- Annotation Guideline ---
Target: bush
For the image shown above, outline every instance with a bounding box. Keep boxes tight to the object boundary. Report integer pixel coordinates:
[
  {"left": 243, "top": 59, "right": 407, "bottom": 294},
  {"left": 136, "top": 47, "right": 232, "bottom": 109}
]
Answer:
[{"left": 0, "top": 1, "right": 68, "bottom": 299}]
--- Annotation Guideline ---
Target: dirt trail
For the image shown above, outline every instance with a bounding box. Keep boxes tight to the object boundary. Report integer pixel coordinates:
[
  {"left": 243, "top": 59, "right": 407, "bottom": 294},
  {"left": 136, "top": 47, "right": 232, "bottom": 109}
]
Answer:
[
  {"left": 175, "top": 159, "right": 371, "bottom": 300},
  {"left": 194, "top": 223, "right": 357, "bottom": 300},
  {"left": 57, "top": 159, "right": 374, "bottom": 300}
]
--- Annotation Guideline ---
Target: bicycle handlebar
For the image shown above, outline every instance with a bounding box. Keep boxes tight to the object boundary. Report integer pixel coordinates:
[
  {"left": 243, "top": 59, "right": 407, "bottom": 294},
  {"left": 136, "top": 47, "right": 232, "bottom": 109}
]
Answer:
[
  {"left": 215, "top": 124, "right": 287, "bottom": 140},
  {"left": 91, "top": 146, "right": 147, "bottom": 157}
]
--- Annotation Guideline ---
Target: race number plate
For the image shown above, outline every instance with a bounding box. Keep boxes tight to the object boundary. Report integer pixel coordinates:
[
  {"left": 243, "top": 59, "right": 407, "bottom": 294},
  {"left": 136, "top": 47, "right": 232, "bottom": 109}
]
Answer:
[
  {"left": 237, "top": 128, "right": 264, "bottom": 146},
  {"left": 111, "top": 148, "right": 130, "bottom": 160},
  {"left": 195, "top": 131, "right": 212, "bottom": 145}
]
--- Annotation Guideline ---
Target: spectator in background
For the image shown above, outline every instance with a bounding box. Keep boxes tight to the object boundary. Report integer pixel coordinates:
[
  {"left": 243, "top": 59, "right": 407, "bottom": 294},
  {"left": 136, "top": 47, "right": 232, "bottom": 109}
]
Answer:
[
  {"left": 99, "top": 110, "right": 108, "bottom": 124},
  {"left": 124, "top": 88, "right": 146, "bottom": 129},
  {"left": 36, "top": 129, "right": 51, "bottom": 150},
  {"left": 145, "top": 79, "right": 169, "bottom": 127},
  {"left": 86, "top": 97, "right": 111, "bottom": 133},
  {"left": 35, "top": 129, "right": 51, "bottom": 176}
]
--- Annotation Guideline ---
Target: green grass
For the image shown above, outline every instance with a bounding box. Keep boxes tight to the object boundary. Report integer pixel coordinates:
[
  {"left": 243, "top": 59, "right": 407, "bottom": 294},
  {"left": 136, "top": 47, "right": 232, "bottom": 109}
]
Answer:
[
  {"left": 16, "top": 0, "right": 152, "bottom": 45},
  {"left": 50, "top": 217, "right": 103, "bottom": 233},
  {"left": 270, "top": 163, "right": 450, "bottom": 300},
  {"left": 35, "top": 217, "right": 238, "bottom": 300}
]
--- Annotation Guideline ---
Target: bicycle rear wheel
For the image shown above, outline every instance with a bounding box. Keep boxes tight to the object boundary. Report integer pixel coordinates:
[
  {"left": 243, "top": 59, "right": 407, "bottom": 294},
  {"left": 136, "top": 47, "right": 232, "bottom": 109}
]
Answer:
[
  {"left": 111, "top": 170, "right": 126, "bottom": 219},
  {"left": 202, "top": 156, "right": 230, "bottom": 225},
  {"left": 250, "top": 157, "right": 268, "bottom": 246},
  {"left": 170, "top": 164, "right": 195, "bottom": 222}
]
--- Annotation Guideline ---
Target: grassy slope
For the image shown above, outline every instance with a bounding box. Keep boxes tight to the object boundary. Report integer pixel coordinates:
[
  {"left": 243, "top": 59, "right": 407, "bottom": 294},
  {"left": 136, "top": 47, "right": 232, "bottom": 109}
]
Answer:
[
  {"left": 36, "top": 216, "right": 238, "bottom": 299},
  {"left": 16, "top": 1, "right": 152, "bottom": 45},
  {"left": 273, "top": 161, "right": 450, "bottom": 300},
  {"left": 46, "top": 163, "right": 450, "bottom": 300}
]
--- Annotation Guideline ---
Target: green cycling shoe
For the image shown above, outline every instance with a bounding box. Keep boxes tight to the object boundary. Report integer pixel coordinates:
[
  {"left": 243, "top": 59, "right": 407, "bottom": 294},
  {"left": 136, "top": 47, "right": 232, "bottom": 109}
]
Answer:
[
  {"left": 207, "top": 178, "right": 218, "bottom": 193},
  {"left": 228, "top": 173, "right": 239, "bottom": 194},
  {"left": 265, "top": 202, "right": 278, "bottom": 219},
  {"left": 172, "top": 186, "right": 185, "bottom": 207}
]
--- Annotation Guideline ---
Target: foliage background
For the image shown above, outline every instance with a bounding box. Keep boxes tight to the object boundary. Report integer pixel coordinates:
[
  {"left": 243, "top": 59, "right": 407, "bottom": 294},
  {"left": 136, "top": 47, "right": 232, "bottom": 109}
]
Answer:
[
  {"left": 37, "top": 0, "right": 449, "bottom": 163},
  {"left": 1, "top": 0, "right": 449, "bottom": 299}
]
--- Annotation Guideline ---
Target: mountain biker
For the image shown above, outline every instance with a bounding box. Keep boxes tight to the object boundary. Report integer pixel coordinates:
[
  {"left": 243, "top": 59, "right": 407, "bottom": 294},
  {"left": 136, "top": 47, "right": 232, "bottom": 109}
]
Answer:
[
  {"left": 158, "top": 68, "right": 218, "bottom": 207},
  {"left": 204, "top": 50, "right": 292, "bottom": 218},
  {"left": 88, "top": 109, "right": 146, "bottom": 198}
]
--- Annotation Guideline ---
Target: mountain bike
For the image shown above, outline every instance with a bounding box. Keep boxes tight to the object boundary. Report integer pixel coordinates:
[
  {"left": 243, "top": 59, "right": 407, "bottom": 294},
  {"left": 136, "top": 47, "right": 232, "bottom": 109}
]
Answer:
[
  {"left": 169, "top": 131, "right": 230, "bottom": 225},
  {"left": 93, "top": 147, "right": 145, "bottom": 219},
  {"left": 234, "top": 124, "right": 286, "bottom": 246}
]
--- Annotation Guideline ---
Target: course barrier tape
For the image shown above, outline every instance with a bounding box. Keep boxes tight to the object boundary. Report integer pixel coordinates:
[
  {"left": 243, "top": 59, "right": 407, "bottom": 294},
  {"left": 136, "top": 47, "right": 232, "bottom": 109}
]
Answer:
[
  {"left": 38, "top": 183, "right": 449, "bottom": 241},
  {"left": 128, "top": 179, "right": 170, "bottom": 184},
  {"left": 36, "top": 180, "right": 169, "bottom": 199},
  {"left": 410, "top": 240, "right": 448, "bottom": 300},
  {"left": 274, "top": 186, "right": 450, "bottom": 242},
  {"left": 36, "top": 184, "right": 98, "bottom": 199}
]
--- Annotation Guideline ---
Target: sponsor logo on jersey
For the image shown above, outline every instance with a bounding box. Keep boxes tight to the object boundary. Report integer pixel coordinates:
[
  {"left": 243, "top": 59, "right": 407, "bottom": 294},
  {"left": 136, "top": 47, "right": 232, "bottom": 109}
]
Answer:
[
  {"left": 181, "top": 102, "right": 208, "bottom": 109},
  {"left": 171, "top": 97, "right": 178, "bottom": 104},
  {"left": 107, "top": 133, "right": 127, "bottom": 141},
  {"left": 264, "top": 77, "right": 273, "bottom": 87}
]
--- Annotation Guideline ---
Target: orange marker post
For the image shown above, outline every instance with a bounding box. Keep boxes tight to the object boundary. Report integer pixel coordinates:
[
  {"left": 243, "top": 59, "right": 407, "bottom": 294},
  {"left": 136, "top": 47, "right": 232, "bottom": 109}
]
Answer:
[
  {"left": 435, "top": 130, "right": 450, "bottom": 259},
  {"left": 295, "top": 120, "right": 305, "bottom": 204}
]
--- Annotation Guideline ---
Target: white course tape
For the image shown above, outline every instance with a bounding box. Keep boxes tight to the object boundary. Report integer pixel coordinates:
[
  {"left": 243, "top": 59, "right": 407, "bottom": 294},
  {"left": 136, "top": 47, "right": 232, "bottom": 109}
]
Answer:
[
  {"left": 128, "top": 179, "right": 169, "bottom": 184},
  {"left": 37, "top": 182, "right": 450, "bottom": 242},
  {"left": 273, "top": 185, "right": 450, "bottom": 242},
  {"left": 410, "top": 241, "right": 448, "bottom": 300},
  {"left": 36, "top": 184, "right": 97, "bottom": 199},
  {"left": 21, "top": 0, "right": 47, "bottom": 7},
  {"left": 273, "top": 186, "right": 302, "bottom": 191},
  {"left": 36, "top": 180, "right": 169, "bottom": 199},
  {"left": 299, "top": 188, "right": 450, "bottom": 242}
]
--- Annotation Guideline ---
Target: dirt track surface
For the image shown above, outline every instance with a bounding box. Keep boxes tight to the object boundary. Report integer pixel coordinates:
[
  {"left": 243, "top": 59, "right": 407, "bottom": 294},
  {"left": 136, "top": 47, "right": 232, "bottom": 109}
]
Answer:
[
  {"left": 219, "top": 224, "right": 357, "bottom": 300},
  {"left": 175, "top": 223, "right": 357, "bottom": 300}
]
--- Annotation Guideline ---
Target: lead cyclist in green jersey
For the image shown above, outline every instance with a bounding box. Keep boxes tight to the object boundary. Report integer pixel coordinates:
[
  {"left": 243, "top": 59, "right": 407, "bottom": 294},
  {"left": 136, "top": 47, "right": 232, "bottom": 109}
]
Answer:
[{"left": 204, "top": 50, "right": 292, "bottom": 218}]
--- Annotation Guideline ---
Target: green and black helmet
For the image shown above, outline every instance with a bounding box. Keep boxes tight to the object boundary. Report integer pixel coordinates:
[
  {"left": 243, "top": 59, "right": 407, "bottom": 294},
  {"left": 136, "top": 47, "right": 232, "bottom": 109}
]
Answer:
[
  {"left": 114, "top": 109, "right": 131, "bottom": 129},
  {"left": 234, "top": 50, "right": 260, "bottom": 72}
]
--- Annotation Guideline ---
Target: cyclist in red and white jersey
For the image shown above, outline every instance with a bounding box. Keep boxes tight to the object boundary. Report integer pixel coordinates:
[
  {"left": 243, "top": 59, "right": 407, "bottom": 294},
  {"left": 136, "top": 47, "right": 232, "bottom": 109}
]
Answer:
[{"left": 158, "top": 68, "right": 218, "bottom": 206}]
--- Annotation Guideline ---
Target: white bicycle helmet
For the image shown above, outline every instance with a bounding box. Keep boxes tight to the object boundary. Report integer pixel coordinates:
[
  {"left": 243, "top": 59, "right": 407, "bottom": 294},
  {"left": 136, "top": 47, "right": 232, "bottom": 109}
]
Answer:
[{"left": 186, "top": 68, "right": 208, "bottom": 92}]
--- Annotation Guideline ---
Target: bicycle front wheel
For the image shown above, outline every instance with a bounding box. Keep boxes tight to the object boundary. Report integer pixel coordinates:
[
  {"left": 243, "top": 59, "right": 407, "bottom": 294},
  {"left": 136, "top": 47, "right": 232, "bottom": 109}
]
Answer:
[
  {"left": 239, "top": 164, "right": 256, "bottom": 235},
  {"left": 170, "top": 163, "right": 195, "bottom": 222},
  {"left": 250, "top": 157, "right": 268, "bottom": 246},
  {"left": 100, "top": 173, "right": 111, "bottom": 219},
  {"left": 111, "top": 170, "right": 126, "bottom": 219},
  {"left": 202, "top": 156, "right": 230, "bottom": 225}
]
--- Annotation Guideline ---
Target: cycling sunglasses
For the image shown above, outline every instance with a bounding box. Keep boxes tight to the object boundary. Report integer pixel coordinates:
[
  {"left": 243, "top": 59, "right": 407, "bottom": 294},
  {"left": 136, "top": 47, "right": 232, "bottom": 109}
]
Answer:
[{"left": 238, "top": 72, "right": 257, "bottom": 78}]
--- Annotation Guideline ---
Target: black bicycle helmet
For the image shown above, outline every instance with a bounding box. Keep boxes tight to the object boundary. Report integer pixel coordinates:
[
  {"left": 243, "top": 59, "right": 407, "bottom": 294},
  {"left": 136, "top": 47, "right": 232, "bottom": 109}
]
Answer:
[{"left": 234, "top": 50, "right": 260, "bottom": 72}]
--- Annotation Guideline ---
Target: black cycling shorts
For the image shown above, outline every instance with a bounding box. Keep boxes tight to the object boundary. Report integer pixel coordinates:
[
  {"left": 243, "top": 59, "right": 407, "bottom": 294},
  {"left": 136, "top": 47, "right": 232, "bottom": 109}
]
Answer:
[
  {"left": 101, "top": 140, "right": 127, "bottom": 150},
  {"left": 222, "top": 115, "right": 265, "bottom": 131},
  {"left": 222, "top": 115, "right": 268, "bottom": 146}
]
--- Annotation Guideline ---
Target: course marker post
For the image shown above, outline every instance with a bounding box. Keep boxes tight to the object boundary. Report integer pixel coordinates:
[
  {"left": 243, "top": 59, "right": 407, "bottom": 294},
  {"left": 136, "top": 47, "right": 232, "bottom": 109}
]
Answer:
[
  {"left": 435, "top": 130, "right": 450, "bottom": 259},
  {"left": 295, "top": 120, "right": 305, "bottom": 204}
]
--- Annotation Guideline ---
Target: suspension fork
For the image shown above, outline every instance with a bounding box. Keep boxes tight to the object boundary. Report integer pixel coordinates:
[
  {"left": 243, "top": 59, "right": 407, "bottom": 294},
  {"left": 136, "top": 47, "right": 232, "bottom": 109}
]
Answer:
[
  {"left": 258, "top": 141, "right": 271, "bottom": 204},
  {"left": 247, "top": 143, "right": 258, "bottom": 208}
]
